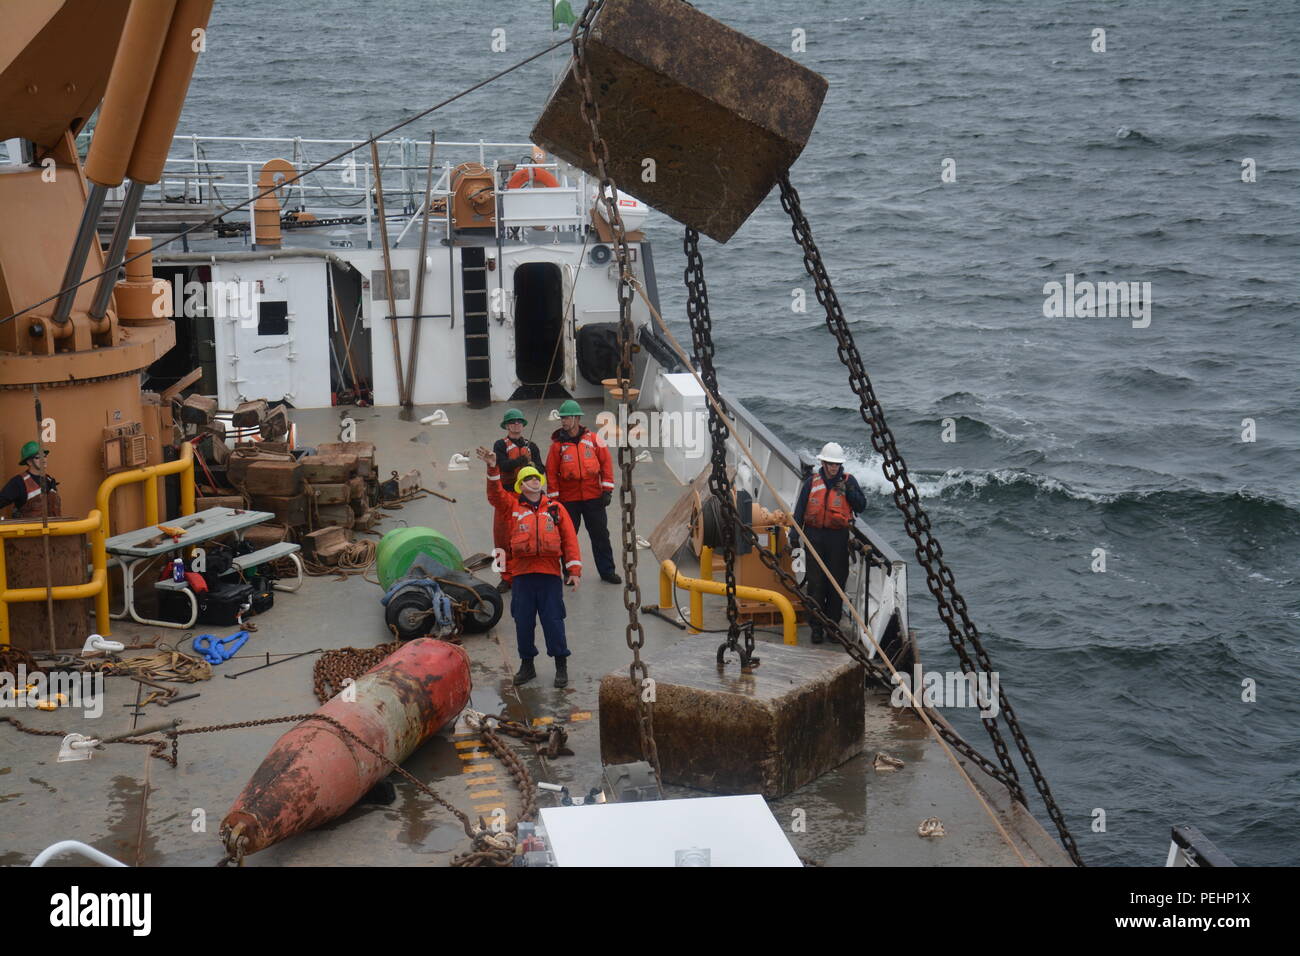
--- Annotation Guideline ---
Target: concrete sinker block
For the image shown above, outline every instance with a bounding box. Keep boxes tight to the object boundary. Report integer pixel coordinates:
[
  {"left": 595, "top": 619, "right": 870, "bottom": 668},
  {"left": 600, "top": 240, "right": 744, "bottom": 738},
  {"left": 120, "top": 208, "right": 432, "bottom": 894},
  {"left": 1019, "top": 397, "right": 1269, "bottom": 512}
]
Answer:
[
  {"left": 532, "top": 0, "right": 827, "bottom": 243},
  {"left": 599, "top": 639, "right": 864, "bottom": 799}
]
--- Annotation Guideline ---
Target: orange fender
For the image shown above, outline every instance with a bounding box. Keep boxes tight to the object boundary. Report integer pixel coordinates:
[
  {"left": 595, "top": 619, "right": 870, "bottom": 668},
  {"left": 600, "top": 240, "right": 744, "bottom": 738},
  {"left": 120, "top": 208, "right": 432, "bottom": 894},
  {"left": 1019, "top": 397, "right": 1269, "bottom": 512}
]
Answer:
[{"left": 221, "top": 638, "right": 471, "bottom": 855}]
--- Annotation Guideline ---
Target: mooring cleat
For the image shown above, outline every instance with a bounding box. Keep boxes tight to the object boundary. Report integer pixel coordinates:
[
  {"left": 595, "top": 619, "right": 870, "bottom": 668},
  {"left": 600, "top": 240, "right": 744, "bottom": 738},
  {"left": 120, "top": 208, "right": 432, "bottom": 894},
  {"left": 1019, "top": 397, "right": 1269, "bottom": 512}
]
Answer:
[{"left": 554, "top": 659, "right": 569, "bottom": 689}]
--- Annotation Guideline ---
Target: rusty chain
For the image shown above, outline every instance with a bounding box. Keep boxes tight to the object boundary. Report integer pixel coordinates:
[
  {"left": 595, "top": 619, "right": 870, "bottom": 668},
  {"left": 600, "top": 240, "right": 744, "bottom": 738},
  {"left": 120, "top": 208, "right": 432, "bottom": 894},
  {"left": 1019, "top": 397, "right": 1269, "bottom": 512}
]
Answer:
[
  {"left": 478, "top": 711, "right": 572, "bottom": 759},
  {"left": 776, "top": 173, "right": 1083, "bottom": 866},
  {"left": 464, "top": 712, "right": 539, "bottom": 826},
  {"left": 683, "top": 227, "right": 752, "bottom": 667},
  {"left": 573, "top": 0, "right": 661, "bottom": 792},
  {"left": 313, "top": 641, "right": 401, "bottom": 703},
  {"left": 1, "top": 714, "right": 173, "bottom": 761},
  {"left": 678, "top": 234, "right": 1015, "bottom": 790}
]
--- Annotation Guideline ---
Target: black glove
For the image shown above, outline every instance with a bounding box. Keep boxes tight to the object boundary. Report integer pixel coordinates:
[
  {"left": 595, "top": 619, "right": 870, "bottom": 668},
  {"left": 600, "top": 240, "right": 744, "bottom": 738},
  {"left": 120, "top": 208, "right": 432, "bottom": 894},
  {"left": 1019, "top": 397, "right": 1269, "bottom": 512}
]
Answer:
[{"left": 601, "top": 491, "right": 612, "bottom": 507}]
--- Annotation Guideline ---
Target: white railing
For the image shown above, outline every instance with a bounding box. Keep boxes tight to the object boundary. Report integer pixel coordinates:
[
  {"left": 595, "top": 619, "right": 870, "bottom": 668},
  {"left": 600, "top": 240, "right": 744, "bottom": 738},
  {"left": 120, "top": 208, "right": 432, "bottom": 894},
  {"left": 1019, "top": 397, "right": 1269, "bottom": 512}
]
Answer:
[{"left": 143, "top": 135, "right": 591, "bottom": 246}]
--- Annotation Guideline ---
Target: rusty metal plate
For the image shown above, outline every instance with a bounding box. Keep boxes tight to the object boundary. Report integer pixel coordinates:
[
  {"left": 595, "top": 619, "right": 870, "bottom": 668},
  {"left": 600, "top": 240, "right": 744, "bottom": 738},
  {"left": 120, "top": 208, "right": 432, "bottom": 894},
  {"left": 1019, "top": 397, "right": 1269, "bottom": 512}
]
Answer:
[
  {"left": 599, "top": 639, "right": 864, "bottom": 798},
  {"left": 532, "top": 0, "right": 827, "bottom": 243}
]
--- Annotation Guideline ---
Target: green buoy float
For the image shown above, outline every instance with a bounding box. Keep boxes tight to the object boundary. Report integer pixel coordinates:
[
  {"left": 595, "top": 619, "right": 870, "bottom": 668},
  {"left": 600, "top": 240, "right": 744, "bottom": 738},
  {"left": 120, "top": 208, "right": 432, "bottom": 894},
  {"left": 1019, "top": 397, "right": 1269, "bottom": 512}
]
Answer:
[{"left": 375, "top": 527, "right": 464, "bottom": 591}]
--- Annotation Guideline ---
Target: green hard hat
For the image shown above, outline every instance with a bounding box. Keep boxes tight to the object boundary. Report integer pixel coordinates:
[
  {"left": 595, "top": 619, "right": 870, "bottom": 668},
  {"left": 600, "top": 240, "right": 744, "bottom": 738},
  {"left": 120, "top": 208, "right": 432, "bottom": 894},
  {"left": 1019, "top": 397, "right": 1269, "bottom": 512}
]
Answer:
[
  {"left": 558, "top": 399, "right": 583, "bottom": 417},
  {"left": 500, "top": 408, "right": 527, "bottom": 428},
  {"left": 19, "top": 440, "right": 47, "bottom": 464}
]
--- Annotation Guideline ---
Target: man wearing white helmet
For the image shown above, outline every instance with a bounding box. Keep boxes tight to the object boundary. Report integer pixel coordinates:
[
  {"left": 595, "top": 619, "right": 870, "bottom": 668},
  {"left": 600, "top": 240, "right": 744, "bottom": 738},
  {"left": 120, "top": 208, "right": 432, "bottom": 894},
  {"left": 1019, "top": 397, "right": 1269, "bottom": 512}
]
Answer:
[{"left": 791, "top": 441, "right": 866, "bottom": 644}]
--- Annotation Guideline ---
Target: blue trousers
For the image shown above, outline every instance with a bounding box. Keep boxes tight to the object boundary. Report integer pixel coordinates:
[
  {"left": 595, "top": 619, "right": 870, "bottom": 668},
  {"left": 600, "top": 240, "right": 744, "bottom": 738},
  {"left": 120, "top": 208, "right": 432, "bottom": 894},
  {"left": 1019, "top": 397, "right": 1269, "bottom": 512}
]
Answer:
[
  {"left": 563, "top": 498, "right": 616, "bottom": 578},
  {"left": 511, "top": 573, "right": 569, "bottom": 660}
]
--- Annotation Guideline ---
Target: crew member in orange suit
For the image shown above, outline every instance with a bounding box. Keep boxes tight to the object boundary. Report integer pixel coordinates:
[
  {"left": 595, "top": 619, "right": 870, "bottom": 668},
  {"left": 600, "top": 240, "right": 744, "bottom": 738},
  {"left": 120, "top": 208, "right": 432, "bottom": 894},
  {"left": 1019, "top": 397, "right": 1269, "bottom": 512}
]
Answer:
[
  {"left": 479, "top": 446, "right": 580, "bottom": 688},
  {"left": 490, "top": 408, "right": 544, "bottom": 592},
  {"left": 545, "top": 400, "right": 619, "bottom": 583}
]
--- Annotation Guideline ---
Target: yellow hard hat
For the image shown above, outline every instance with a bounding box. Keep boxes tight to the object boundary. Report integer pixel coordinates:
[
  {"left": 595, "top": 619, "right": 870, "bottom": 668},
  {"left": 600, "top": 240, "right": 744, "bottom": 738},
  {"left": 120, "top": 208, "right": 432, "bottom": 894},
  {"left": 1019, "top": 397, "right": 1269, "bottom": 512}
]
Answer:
[{"left": 514, "top": 466, "right": 546, "bottom": 493}]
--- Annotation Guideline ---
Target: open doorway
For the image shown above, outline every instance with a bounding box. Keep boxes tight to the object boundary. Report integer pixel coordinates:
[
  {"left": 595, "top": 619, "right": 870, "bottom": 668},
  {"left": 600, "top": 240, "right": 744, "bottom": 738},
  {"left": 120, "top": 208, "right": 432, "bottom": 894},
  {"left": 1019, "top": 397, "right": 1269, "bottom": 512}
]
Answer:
[{"left": 513, "top": 262, "right": 565, "bottom": 389}]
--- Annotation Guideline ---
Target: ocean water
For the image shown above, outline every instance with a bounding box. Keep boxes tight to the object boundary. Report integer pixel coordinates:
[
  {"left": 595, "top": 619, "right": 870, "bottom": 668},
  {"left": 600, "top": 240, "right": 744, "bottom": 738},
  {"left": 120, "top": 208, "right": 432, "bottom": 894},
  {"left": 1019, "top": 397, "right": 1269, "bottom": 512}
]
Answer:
[{"left": 181, "top": 0, "right": 1300, "bottom": 866}]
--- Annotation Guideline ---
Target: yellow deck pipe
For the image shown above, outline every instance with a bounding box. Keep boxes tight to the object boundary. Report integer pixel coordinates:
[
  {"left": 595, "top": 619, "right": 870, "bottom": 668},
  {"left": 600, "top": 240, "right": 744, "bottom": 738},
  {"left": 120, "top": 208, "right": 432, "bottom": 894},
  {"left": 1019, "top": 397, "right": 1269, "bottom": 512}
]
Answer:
[
  {"left": 0, "top": 445, "right": 196, "bottom": 646},
  {"left": 95, "top": 441, "right": 196, "bottom": 535},
  {"left": 658, "top": 555, "right": 798, "bottom": 645},
  {"left": 0, "top": 511, "right": 104, "bottom": 647}
]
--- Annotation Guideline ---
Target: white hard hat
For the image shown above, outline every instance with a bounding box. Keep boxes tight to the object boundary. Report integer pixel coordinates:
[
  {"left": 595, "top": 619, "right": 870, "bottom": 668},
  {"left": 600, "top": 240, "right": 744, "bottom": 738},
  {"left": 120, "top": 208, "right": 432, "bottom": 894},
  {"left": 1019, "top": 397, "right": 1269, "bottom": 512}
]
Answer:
[{"left": 818, "top": 441, "right": 846, "bottom": 464}]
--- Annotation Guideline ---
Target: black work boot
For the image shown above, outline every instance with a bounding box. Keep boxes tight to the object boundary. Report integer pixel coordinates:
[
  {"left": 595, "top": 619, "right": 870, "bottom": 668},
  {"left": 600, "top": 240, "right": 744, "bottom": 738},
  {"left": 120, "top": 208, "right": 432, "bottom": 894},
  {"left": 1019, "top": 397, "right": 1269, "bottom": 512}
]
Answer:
[
  {"left": 512, "top": 658, "right": 537, "bottom": 686},
  {"left": 810, "top": 629, "right": 824, "bottom": 645},
  {"left": 600, "top": 572, "right": 622, "bottom": 584},
  {"left": 554, "top": 658, "right": 569, "bottom": 688}
]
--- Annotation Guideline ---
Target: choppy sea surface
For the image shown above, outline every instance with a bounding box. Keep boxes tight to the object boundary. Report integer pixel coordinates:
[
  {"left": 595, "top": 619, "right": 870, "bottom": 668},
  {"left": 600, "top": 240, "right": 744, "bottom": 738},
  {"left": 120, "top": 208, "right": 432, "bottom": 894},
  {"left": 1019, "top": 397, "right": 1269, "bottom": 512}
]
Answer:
[{"left": 181, "top": 0, "right": 1300, "bottom": 866}]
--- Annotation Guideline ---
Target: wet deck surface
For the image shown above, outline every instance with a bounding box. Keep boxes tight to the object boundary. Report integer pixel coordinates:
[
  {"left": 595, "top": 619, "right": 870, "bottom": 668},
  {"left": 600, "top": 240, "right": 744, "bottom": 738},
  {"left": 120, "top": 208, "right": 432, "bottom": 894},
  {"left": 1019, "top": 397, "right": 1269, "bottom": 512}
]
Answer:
[{"left": 0, "top": 404, "right": 1068, "bottom": 867}]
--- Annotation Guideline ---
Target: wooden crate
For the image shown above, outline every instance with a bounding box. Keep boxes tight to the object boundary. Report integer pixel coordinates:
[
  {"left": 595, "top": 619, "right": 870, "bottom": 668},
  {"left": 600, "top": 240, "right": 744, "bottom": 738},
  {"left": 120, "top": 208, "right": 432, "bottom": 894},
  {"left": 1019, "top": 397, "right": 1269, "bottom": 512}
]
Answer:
[{"left": 244, "top": 460, "right": 302, "bottom": 496}]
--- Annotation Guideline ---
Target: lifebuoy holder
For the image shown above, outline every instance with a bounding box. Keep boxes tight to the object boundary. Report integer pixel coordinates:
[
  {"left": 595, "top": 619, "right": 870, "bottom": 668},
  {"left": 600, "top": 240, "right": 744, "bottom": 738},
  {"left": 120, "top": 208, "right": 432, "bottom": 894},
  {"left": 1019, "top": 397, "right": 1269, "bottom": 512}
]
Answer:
[{"left": 507, "top": 167, "right": 560, "bottom": 189}]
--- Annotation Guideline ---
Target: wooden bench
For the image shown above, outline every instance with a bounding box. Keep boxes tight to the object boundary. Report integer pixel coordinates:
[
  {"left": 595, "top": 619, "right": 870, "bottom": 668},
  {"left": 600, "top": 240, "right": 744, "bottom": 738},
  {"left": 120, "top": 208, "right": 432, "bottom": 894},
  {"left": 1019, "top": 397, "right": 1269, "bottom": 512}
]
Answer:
[
  {"left": 229, "top": 542, "right": 303, "bottom": 592},
  {"left": 152, "top": 577, "right": 198, "bottom": 628}
]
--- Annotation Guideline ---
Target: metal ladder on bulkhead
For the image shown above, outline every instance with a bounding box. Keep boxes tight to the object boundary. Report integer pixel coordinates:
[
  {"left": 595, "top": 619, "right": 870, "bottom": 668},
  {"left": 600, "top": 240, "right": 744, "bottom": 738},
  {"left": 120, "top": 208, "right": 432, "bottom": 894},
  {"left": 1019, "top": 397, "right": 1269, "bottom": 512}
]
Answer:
[{"left": 460, "top": 246, "right": 490, "bottom": 408}]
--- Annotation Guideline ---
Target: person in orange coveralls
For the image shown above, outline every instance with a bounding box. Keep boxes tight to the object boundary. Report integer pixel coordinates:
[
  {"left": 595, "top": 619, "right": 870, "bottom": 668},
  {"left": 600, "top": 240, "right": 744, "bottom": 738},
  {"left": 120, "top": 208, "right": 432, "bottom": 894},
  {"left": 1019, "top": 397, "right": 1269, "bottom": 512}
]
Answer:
[{"left": 478, "top": 445, "right": 580, "bottom": 688}]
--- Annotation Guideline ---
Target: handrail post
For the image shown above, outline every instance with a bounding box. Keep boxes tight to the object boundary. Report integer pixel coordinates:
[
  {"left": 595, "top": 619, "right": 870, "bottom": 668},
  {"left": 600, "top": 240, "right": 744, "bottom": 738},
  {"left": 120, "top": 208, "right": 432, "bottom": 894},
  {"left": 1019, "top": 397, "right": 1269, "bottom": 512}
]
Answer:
[
  {"left": 92, "top": 512, "right": 109, "bottom": 637},
  {"left": 0, "top": 535, "right": 8, "bottom": 646},
  {"left": 180, "top": 444, "right": 195, "bottom": 515},
  {"left": 144, "top": 475, "right": 159, "bottom": 528}
]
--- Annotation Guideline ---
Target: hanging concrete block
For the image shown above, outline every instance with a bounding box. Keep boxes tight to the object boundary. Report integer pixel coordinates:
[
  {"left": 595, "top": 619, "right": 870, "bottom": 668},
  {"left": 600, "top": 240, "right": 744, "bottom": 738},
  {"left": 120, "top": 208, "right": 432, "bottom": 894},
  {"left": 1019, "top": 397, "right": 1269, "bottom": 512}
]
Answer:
[
  {"left": 599, "top": 640, "right": 864, "bottom": 798},
  {"left": 532, "top": 0, "right": 827, "bottom": 243}
]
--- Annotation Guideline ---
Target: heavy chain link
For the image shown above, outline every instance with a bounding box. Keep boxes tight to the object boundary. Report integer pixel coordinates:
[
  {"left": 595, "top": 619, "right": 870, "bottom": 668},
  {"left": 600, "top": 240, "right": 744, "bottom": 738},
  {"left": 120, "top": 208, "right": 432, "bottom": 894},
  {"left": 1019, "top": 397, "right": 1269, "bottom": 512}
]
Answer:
[
  {"left": 313, "top": 641, "right": 401, "bottom": 703},
  {"left": 776, "top": 173, "right": 1083, "bottom": 866},
  {"left": 683, "top": 227, "right": 750, "bottom": 666},
  {"left": 573, "top": 0, "right": 661, "bottom": 791},
  {"left": 464, "top": 712, "right": 541, "bottom": 828}
]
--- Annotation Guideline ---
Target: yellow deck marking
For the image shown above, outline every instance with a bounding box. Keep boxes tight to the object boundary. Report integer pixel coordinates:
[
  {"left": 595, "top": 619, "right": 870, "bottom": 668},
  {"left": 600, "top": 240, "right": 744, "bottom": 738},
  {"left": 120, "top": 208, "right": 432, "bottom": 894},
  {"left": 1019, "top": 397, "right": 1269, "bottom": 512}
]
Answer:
[
  {"left": 531, "top": 717, "right": 555, "bottom": 726},
  {"left": 569, "top": 711, "right": 591, "bottom": 722},
  {"left": 457, "top": 751, "right": 488, "bottom": 760},
  {"left": 470, "top": 790, "right": 503, "bottom": 799},
  {"left": 453, "top": 740, "right": 481, "bottom": 749},
  {"left": 462, "top": 763, "right": 494, "bottom": 773},
  {"left": 466, "top": 777, "right": 499, "bottom": 787}
]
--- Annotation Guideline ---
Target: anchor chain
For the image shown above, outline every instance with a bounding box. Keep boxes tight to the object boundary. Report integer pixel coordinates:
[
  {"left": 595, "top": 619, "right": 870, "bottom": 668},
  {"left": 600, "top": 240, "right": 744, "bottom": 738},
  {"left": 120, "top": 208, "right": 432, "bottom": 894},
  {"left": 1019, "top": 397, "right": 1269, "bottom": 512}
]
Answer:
[
  {"left": 776, "top": 172, "right": 1084, "bottom": 866},
  {"left": 573, "top": 0, "right": 662, "bottom": 791},
  {"left": 672, "top": 239, "right": 1015, "bottom": 791},
  {"left": 683, "top": 226, "right": 752, "bottom": 668}
]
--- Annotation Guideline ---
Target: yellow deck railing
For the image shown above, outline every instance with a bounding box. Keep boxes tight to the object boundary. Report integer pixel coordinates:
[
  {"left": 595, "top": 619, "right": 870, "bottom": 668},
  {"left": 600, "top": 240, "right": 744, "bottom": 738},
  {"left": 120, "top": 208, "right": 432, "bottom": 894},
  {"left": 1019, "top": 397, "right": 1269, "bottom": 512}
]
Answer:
[
  {"left": 0, "top": 443, "right": 194, "bottom": 646},
  {"left": 658, "top": 543, "right": 798, "bottom": 645}
]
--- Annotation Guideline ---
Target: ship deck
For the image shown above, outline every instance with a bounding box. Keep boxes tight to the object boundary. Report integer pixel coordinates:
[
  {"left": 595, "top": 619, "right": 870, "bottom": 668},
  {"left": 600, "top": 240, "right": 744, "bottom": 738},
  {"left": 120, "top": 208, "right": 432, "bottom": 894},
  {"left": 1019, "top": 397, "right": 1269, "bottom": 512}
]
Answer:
[{"left": 2, "top": 404, "right": 1069, "bottom": 867}]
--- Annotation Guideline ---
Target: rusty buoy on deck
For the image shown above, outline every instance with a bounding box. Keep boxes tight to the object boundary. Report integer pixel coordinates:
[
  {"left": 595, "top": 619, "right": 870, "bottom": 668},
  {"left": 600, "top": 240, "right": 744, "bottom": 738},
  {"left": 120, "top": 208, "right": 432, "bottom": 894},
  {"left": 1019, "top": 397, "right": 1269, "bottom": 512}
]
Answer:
[{"left": 220, "top": 638, "right": 471, "bottom": 857}]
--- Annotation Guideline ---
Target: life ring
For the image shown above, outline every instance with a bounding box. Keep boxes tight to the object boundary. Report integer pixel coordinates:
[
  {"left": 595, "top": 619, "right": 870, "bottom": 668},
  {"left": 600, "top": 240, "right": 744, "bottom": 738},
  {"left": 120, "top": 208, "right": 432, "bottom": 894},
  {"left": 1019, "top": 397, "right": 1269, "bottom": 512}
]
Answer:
[{"left": 507, "top": 167, "right": 559, "bottom": 189}]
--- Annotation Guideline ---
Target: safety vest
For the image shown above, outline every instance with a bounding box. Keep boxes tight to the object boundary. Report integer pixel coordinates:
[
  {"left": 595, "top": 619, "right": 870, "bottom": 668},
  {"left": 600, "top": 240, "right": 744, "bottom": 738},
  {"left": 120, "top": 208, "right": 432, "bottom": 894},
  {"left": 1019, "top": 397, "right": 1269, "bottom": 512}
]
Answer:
[
  {"left": 510, "top": 498, "right": 563, "bottom": 558},
  {"left": 503, "top": 440, "right": 530, "bottom": 464},
  {"left": 558, "top": 432, "right": 601, "bottom": 483},
  {"left": 14, "top": 473, "right": 61, "bottom": 519},
  {"left": 804, "top": 474, "right": 851, "bottom": 530}
]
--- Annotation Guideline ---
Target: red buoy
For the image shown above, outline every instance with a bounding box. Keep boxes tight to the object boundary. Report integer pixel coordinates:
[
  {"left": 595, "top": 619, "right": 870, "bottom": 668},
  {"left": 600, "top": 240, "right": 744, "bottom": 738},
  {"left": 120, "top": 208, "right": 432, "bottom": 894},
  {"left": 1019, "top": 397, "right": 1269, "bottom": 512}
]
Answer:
[{"left": 221, "top": 638, "right": 471, "bottom": 856}]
